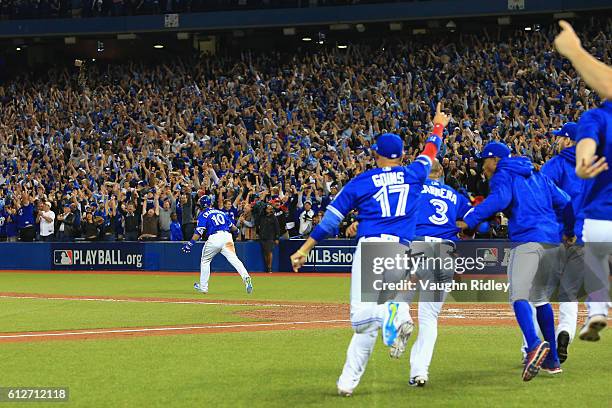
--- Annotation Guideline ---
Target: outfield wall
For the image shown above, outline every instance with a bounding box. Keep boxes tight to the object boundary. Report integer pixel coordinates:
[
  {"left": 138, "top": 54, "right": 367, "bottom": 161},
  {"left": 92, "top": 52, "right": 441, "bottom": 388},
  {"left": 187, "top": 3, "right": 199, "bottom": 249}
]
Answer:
[{"left": 0, "top": 240, "right": 517, "bottom": 274}]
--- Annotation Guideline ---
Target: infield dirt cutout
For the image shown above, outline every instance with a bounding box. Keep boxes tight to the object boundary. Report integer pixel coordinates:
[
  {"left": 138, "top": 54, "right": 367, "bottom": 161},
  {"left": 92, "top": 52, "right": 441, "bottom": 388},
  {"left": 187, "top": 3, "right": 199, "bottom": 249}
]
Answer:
[{"left": 0, "top": 292, "right": 590, "bottom": 343}]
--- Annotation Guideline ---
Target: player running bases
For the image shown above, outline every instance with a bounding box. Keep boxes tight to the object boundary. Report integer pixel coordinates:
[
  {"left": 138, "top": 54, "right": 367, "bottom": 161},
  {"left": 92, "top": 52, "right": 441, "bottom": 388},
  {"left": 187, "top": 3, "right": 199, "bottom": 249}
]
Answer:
[
  {"left": 458, "top": 141, "right": 573, "bottom": 381},
  {"left": 408, "top": 160, "right": 471, "bottom": 387},
  {"left": 181, "top": 195, "right": 253, "bottom": 294},
  {"left": 290, "top": 103, "right": 451, "bottom": 397}
]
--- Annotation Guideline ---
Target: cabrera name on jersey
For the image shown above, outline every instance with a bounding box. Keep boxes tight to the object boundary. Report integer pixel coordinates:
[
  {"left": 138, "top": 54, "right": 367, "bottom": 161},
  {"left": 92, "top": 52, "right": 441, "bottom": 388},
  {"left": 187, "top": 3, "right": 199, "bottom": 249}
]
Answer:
[
  {"left": 196, "top": 209, "right": 233, "bottom": 236},
  {"left": 416, "top": 179, "right": 471, "bottom": 240},
  {"left": 327, "top": 157, "right": 430, "bottom": 241}
]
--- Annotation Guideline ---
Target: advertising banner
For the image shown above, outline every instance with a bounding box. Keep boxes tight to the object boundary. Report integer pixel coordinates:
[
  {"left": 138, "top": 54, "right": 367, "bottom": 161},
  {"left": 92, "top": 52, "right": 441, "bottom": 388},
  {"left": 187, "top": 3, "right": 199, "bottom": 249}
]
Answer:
[{"left": 50, "top": 243, "right": 145, "bottom": 270}]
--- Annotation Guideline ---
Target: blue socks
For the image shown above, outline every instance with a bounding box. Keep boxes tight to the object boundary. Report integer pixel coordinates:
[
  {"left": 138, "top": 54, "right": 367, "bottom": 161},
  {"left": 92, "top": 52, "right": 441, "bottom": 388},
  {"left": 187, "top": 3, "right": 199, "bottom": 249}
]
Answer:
[
  {"left": 513, "top": 300, "right": 540, "bottom": 352},
  {"left": 536, "top": 303, "right": 559, "bottom": 365}
]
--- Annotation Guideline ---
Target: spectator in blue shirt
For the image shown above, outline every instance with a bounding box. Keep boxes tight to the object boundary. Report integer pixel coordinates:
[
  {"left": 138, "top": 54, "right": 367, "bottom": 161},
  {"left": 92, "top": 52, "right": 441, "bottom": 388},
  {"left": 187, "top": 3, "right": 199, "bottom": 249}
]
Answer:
[{"left": 170, "top": 212, "right": 183, "bottom": 241}]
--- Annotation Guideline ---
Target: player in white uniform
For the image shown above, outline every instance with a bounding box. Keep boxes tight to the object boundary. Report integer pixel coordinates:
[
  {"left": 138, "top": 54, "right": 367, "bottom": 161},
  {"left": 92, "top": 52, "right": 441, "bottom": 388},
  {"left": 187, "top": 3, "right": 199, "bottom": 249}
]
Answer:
[
  {"left": 291, "top": 103, "right": 451, "bottom": 396},
  {"left": 408, "top": 160, "right": 471, "bottom": 386},
  {"left": 574, "top": 102, "right": 612, "bottom": 341},
  {"left": 182, "top": 195, "right": 253, "bottom": 294},
  {"left": 345, "top": 159, "right": 471, "bottom": 387},
  {"left": 554, "top": 18, "right": 612, "bottom": 342}
]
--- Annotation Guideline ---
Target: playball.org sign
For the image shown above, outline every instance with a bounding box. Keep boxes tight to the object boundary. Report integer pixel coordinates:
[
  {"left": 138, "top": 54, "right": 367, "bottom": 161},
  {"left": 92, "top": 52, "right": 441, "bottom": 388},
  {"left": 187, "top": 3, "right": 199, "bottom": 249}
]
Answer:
[{"left": 51, "top": 243, "right": 145, "bottom": 270}]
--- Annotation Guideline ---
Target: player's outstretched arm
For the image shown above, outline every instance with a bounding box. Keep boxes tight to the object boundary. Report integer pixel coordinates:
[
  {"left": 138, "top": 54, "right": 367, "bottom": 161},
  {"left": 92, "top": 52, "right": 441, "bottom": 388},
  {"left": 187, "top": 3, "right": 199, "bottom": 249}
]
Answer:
[
  {"left": 460, "top": 176, "right": 512, "bottom": 231},
  {"left": 181, "top": 231, "right": 202, "bottom": 254},
  {"left": 554, "top": 20, "right": 612, "bottom": 100},
  {"left": 576, "top": 140, "right": 608, "bottom": 179},
  {"left": 421, "top": 102, "right": 452, "bottom": 162},
  {"left": 575, "top": 110, "right": 609, "bottom": 179},
  {"left": 290, "top": 237, "right": 317, "bottom": 272}
]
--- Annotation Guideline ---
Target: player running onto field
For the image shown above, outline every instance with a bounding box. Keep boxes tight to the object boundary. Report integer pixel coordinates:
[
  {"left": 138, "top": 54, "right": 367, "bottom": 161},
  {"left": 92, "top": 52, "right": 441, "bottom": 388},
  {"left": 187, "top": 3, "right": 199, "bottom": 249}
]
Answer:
[
  {"left": 182, "top": 195, "right": 253, "bottom": 294},
  {"left": 290, "top": 103, "right": 451, "bottom": 397}
]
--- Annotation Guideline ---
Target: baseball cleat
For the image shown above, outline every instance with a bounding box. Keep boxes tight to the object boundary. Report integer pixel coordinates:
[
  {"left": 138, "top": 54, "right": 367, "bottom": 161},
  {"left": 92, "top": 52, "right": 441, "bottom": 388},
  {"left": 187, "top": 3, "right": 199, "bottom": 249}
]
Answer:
[
  {"left": 522, "top": 341, "right": 550, "bottom": 382},
  {"left": 336, "top": 385, "right": 353, "bottom": 397},
  {"left": 578, "top": 315, "right": 607, "bottom": 342},
  {"left": 245, "top": 277, "right": 253, "bottom": 294},
  {"left": 409, "top": 376, "right": 427, "bottom": 387},
  {"left": 382, "top": 302, "right": 410, "bottom": 346},
  {"left": 193, "top": 282, "right": 208, "bottom": 294},
  {"left": 541, "top": 361, "right": 563, "bottom": 375},
  {"left": 557, "top": 331, "right": 570, "bottom": 364},
  {"left": 389, "top": 321, "right": 414, "bottom": 359}
]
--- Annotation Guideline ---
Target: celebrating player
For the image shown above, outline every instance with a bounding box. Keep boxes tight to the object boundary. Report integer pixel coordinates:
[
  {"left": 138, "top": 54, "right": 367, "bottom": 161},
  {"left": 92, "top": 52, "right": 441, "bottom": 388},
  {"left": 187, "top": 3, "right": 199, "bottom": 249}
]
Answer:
[
  {"left": 408, "top": 159, "right": 472, "bottom": 387},
  {"left": 181, "top": 195, "right": 253, "bottom": 294},
  {"left": 290, "top": 103, "right": 451, "bottom": 396},
  {"left": 537, "top": 122, "right": 585, "bottom": 363},
  {"left": 458, "top": 141, "right": 573, "bottom": 380},
  {"left": 574, "top": 101, "right": 611, "bottom": 341},
  {"left": 554, "top": 19, "right": 611, "bottom": 341}
]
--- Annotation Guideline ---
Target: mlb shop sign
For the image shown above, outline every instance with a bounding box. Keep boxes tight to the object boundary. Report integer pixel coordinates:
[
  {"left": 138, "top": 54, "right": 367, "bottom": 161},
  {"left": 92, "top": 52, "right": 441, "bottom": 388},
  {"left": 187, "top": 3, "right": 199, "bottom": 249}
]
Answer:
[{"left": 51, "top": 243, "right": 145, "bottom": 270}]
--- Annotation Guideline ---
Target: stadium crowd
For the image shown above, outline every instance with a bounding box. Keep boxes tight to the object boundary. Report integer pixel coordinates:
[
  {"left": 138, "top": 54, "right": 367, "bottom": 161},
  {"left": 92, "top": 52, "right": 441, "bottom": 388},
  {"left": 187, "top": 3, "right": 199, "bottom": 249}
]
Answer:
[{"left": 0, "top": 18, "right": 609, "bottom": 243}]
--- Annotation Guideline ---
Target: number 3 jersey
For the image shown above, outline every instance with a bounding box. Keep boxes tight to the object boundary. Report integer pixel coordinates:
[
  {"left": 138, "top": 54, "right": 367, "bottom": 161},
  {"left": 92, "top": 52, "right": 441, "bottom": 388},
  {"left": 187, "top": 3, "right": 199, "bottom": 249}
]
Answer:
[
  {"left": 327, "top": 158, "right": 431, "bottom": 241},
  {"left": 415, "top": 179, "right": 471, "bottom": 240},
  {"left": 196, "top": 209, "right": 233, "bottom": 237}
]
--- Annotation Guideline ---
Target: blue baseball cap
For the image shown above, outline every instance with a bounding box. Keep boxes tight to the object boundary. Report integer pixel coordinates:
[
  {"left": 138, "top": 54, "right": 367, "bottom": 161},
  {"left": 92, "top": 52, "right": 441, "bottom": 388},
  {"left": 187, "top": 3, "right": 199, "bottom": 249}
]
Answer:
[
  {"left": 372, "top": 133, "right": 403, "bottom": 159},
  {"left": 481, "top": 141, "right": 511, "bottom": 159},
  {"left": 552, "top": 122, "right": 577, "bottom": 140}
]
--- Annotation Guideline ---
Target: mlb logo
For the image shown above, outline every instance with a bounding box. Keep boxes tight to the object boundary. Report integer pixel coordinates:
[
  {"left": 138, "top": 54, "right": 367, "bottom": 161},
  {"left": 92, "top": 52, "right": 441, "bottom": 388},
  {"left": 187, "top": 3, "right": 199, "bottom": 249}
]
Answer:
[
  {"left": 477, "top": 248, "right": 498, "bottom": 264},
  {"left": 54, "top": 250, "right": 73, "bottom": 266}
]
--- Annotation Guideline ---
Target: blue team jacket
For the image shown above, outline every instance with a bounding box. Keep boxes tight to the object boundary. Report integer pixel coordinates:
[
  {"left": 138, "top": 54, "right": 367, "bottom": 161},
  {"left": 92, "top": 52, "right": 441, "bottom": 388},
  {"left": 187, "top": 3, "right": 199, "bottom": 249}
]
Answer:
[
  {"left": 540, "top": 146, "right": 585, "bottom": 242},
  {"left": 464, "top": 156, "right": 572, "bottom": 244}
]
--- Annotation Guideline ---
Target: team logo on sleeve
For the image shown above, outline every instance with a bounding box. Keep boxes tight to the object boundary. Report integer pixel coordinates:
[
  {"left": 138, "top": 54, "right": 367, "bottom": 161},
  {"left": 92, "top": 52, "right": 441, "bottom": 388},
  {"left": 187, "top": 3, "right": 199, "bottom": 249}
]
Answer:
[{"left": 54, "top": 250, "right": 74, "bottom": 265}]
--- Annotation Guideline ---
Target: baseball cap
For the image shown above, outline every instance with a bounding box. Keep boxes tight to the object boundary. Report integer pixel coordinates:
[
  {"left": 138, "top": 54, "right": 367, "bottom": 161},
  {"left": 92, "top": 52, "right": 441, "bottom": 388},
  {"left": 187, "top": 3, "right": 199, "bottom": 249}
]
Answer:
[
  {"left": 552, "top": 122, "right": 577, "bottom": 140},
  {"left": 372, "top": 133, "right": 403, "bottom": 159},
  {"left": 480, "top": 142, "right": 511, "bottom": 159},
  {"left": 45, "top": 201, "right": 52, "bottom": 207}
]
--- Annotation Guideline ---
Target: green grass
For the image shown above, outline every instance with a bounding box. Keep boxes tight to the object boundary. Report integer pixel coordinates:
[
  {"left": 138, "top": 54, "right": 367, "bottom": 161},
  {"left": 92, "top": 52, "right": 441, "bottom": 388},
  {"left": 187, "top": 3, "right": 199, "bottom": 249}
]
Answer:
[
  {"left": 0, "top": 298, "right": 260, "bottom": 332},
  {"left": 0, "top": 327, "right": 610, "bottom": 408},
  {"left": 0, "top": 272, "right": 349, "bottom": 303},
  {"left": 0, "top": 271, "right": 610, "bottom": 407}
]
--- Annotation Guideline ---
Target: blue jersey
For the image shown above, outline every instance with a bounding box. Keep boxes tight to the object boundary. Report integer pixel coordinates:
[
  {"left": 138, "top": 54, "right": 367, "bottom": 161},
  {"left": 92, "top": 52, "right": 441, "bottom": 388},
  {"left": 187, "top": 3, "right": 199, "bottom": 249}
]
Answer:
[
  {"left": 540, "top": 146, "right": 585, "bottom": 241},
  {"left": 221, "top": 207, "right": 238, "bottom": 224},
  {"left": 326, "top": 157, "right": 431, "bottom": 241},
  {"left": 415, "top": 179, "right": 471, "bottom": 240},
  {"left": 17, "top": 203, "right": 34, "bottom": 229},
  {"left": 576, "top": 101, "right": 612, "bottom": 221},
  {"left": 195, "top": 209, "right": 234, "bottom": 238},
  {"left": 464, "top": 157, "right": 572, "bottom": 244}
]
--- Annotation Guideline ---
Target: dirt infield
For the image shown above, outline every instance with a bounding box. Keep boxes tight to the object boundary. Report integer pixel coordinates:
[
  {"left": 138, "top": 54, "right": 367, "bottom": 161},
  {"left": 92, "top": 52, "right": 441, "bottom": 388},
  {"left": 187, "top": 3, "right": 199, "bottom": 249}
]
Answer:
[{"left": 0, "top": 292, "right": 593, "bottom": 343}]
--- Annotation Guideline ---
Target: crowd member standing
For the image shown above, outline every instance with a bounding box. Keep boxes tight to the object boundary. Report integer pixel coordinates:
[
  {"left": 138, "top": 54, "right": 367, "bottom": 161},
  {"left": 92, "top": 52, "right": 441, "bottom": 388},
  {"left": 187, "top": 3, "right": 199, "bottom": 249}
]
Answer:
[
  {"left": 15, "top": 193, "right": 35, "bottom": 242},
  {"left": 257, "top": 204, "right": 280, "bottom": 273},
  {"left": 121, "top": 202, "right": 139, "bottom": 241},
  {"left": 37, "top": 201, "right": 56, "bottom": 242},
  {"left": 180, "top": 190, "right": 195, "bottom": 240},
  {"left": 56, "top": 204, "right": 76, "bottom": 242}
]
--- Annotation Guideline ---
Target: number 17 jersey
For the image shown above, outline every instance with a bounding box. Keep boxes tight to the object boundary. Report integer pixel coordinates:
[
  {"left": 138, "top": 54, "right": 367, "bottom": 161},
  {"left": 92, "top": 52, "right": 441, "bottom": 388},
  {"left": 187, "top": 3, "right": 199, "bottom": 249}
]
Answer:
[{"left": 327, "top": 157, "right": 431, "bottom": 241}]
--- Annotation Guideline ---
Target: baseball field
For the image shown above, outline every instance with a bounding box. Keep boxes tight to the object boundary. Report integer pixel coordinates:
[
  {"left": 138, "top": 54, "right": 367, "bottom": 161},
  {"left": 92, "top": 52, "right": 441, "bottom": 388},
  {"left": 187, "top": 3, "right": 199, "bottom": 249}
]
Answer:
[{"left": 0, "top": 271, "right": 610, "bottom": 408}]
